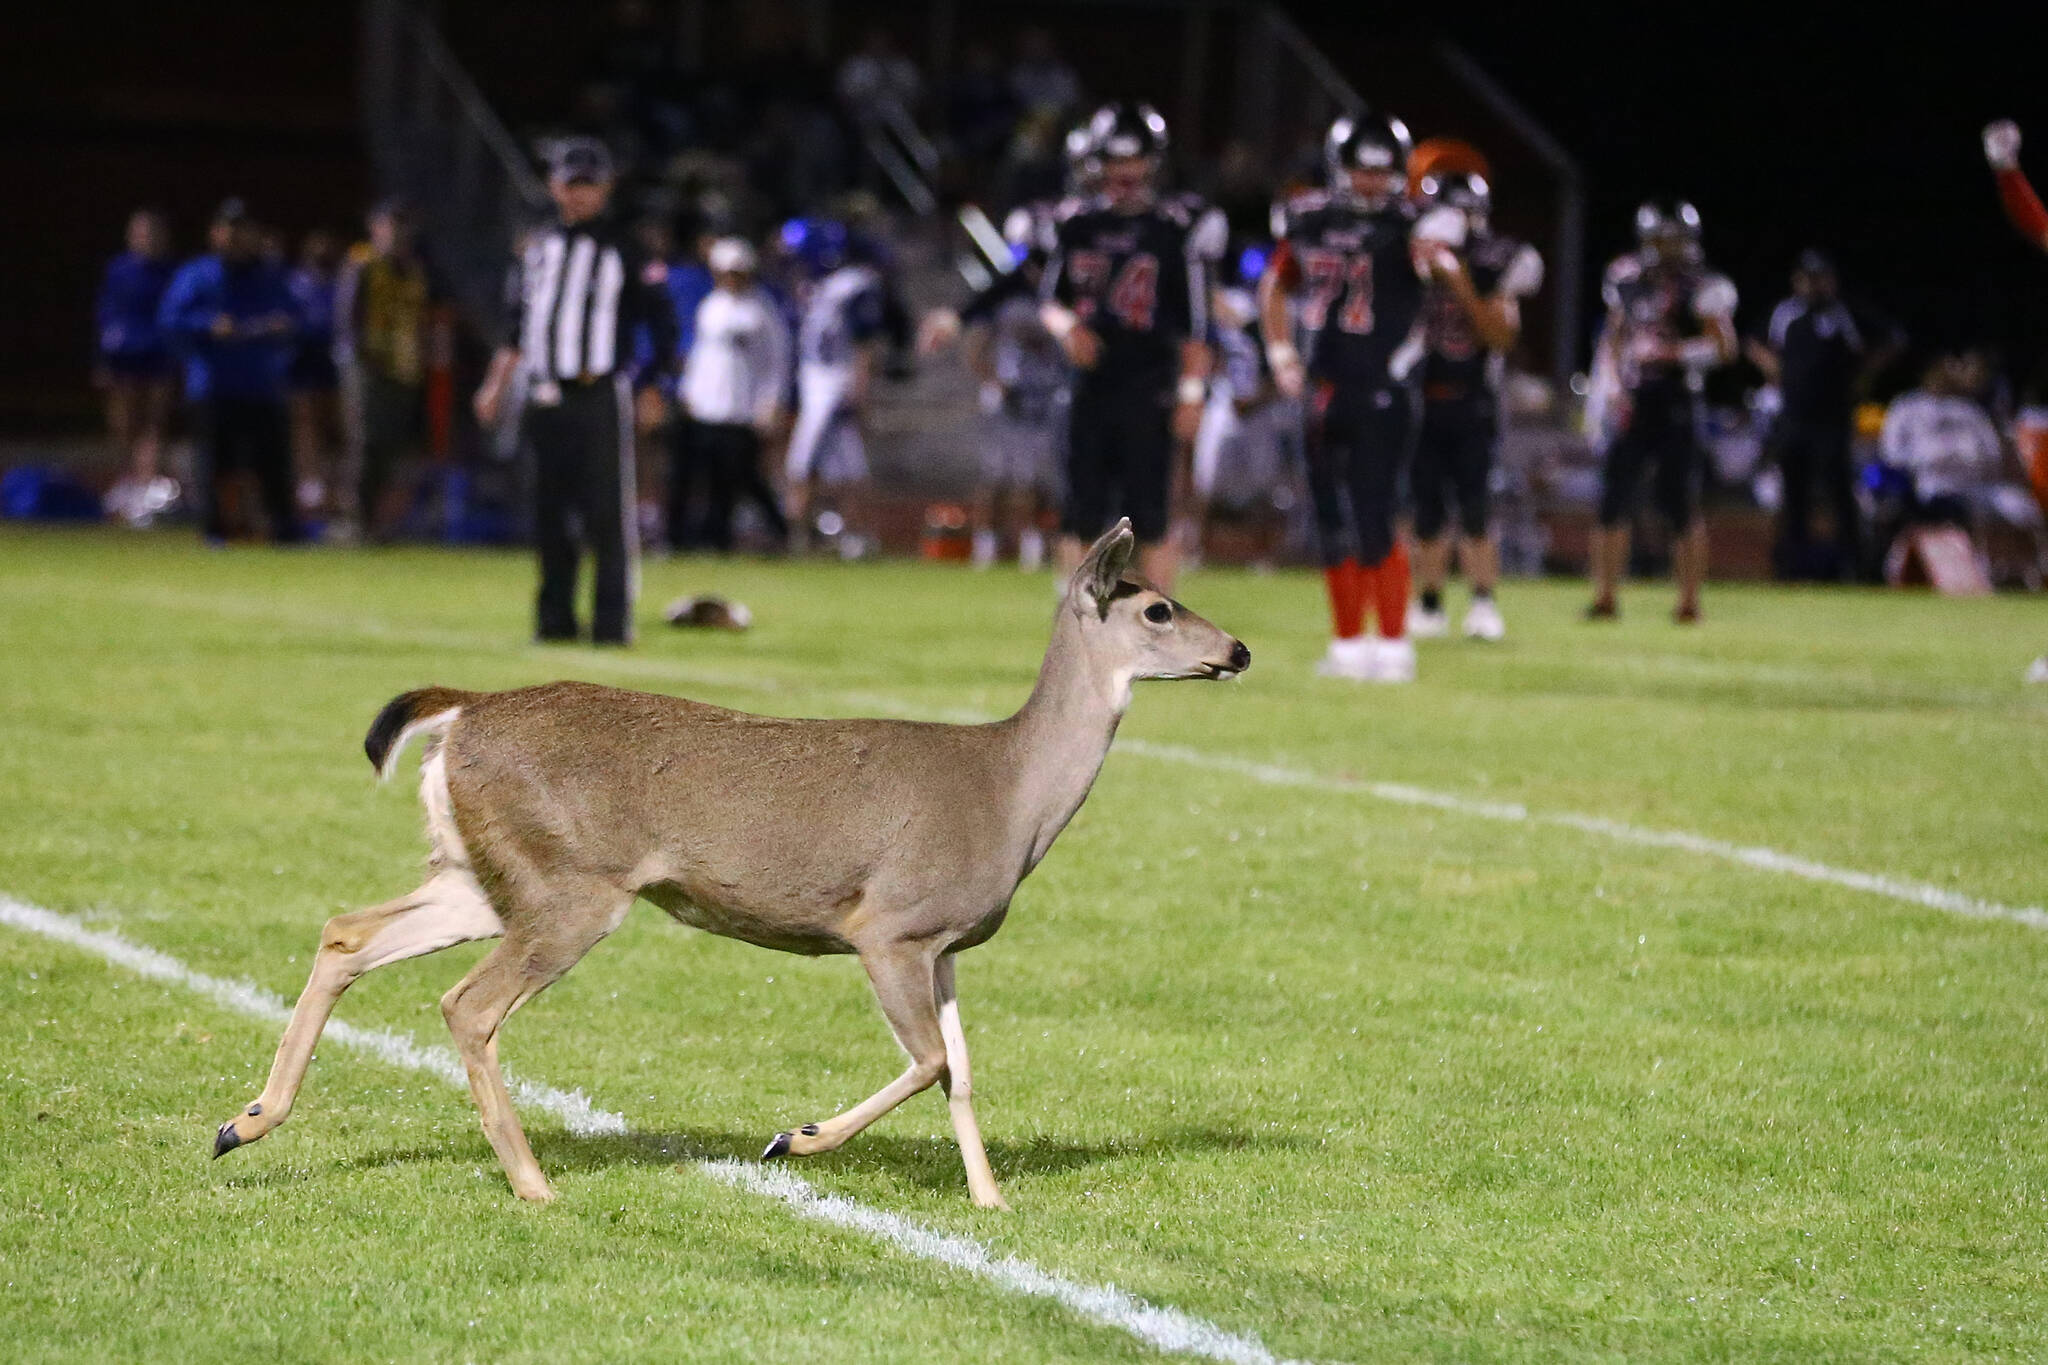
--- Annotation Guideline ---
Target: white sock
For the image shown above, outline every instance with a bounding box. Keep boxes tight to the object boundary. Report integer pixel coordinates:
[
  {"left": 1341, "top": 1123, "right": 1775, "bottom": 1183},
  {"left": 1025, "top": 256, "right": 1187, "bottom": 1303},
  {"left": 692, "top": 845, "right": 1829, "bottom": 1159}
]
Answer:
[
  {"left": 1017, "top": 528, "right": 1045, "bottom": 571},
  {"left": 971, "top": 528, "right": 999, "bottom": 567}
]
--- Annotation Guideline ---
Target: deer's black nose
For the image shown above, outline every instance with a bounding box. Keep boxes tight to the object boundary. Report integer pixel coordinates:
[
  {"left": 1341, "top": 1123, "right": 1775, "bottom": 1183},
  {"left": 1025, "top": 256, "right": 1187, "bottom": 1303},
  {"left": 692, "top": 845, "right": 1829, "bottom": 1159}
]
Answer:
[{"left": 1229, "top": 641, "right": 1251, "bottom": 672}]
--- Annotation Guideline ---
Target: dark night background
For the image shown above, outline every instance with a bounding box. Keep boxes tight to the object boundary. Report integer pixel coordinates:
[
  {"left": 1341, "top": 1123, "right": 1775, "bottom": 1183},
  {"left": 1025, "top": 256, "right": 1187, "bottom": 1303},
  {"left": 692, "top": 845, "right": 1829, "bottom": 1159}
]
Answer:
[
  {"left": 4, "top": 1, "right": 2045, "bottom": 427},
  {"left": 1432, "top": 3, "right": 2048, "bottom": 374}
]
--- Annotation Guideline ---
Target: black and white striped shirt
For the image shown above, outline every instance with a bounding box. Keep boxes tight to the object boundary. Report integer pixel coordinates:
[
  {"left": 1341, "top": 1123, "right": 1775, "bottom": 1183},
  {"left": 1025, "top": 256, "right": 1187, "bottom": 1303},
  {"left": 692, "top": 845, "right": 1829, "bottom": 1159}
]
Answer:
[{"left": 506, "top": 217, "right": 677, "bottom": 384}]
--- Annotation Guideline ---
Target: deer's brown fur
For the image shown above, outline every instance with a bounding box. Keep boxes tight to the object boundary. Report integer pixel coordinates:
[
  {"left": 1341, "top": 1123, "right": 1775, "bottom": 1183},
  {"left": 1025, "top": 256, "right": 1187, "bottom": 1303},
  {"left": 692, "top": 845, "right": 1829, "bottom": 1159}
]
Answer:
[{"left": 212, "top": 521, "right": 1247, "bottom": 1207}]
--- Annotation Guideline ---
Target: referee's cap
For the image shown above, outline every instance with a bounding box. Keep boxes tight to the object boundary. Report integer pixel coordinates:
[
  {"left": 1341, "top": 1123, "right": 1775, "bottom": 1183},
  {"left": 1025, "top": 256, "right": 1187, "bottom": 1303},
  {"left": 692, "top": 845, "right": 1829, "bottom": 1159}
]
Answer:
[
  {"left": 547, "top": 138, "right": 615, "bottom": 185},
  {"left": 707, "top": 237, "right": 757, "bottom": 274}
]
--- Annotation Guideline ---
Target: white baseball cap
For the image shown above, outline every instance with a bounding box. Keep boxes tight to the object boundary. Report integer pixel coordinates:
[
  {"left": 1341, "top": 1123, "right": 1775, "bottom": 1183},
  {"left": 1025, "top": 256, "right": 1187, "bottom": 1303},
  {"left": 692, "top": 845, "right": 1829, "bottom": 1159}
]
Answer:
[{"left": 708, "top": 237, "right": 757, "bottom": 273}]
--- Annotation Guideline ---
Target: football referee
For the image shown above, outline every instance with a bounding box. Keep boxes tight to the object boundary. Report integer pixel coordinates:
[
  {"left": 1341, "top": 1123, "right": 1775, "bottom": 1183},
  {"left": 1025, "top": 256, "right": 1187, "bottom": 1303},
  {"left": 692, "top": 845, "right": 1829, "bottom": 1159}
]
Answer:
[{"left": 474, "top": 139, "right": 678, "bottom": 645}]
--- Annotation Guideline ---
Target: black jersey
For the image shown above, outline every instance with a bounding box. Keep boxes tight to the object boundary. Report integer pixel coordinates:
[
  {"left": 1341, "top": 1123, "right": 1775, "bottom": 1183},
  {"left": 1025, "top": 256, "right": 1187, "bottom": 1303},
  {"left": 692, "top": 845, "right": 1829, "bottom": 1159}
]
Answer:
[
  {"left": 1601, "top": 250, "right": 1736, "bottom": 392},
  {"left": 1274, "top": 190, "right": 1424, "bottom": 386},
  {"left": 1421, "top": 231, "right": 1543, "bottom": 403},
  {"left": 1043, "top": 191, "right": 1226, "bottom": 383}
]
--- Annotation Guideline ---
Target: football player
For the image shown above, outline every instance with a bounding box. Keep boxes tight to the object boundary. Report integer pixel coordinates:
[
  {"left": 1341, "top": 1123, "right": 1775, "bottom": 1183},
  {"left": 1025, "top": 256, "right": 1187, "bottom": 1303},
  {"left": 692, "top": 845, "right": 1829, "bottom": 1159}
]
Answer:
[
  {"left": 782, "top": 219, "right": 886, "bottom": 556},
  {"left": 1983, "top": 120, "right": 2048, "bottom": 683},
  {"left": 1040, "top": 100, "right": 1225, "bottom": 591},
  {"left": 1190, "top": 247, "right": 1286, "bottom": 564},
  {"left": 1409, "top": 168, "right": 1543, "bottom": 642},
  {"left": 962, "top": 208, "right": 1066, "bottom": 569},
  {"left": 1261, "top": 110, "right": 1448, "bottom": 682},
  {"left": 1587, "top": 200, "right": 1736, "bottom": 623}
]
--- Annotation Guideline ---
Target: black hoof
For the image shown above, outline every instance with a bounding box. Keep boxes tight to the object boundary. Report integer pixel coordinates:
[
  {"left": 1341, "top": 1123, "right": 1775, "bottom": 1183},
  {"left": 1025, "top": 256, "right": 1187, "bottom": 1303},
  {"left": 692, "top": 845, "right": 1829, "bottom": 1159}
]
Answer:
[
  {"left": 762, "top": 1131, "right": 792, "bottom": 1160},
  {"left": 212, "top": 1121, "right": 242, "bottom": 1159}
]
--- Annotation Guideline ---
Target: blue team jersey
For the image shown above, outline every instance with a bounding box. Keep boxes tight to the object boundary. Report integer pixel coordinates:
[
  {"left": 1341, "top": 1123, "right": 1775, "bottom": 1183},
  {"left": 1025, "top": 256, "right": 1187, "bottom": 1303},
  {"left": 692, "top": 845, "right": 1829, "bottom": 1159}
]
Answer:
[{"left": 96, "top": 252, "right": 175, "bottom": 363}]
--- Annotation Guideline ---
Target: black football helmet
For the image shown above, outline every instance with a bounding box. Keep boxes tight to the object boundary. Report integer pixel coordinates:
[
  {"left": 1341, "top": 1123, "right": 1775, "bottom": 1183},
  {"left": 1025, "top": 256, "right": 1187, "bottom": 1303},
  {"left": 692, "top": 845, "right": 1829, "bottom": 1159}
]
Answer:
[
  {"left": 1635, "top": 199, "right": 1702, "bottom": 247},
  {"left": 1325, "top": 111, "right": 1413, "bottom": 193},
  {"left": 1419, "top": 169, "right": 1492, "bottom": 227},
  {"left": 1085, "top": 100, "right": 1169, "bottom": 165}
]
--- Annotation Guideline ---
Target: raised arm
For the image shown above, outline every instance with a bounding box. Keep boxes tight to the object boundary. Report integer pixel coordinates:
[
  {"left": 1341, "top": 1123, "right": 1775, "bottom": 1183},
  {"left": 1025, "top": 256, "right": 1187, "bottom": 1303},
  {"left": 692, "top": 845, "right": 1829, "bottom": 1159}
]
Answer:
[{"left": 1985, "top": 120, "right": 2048, "bottom": 250}]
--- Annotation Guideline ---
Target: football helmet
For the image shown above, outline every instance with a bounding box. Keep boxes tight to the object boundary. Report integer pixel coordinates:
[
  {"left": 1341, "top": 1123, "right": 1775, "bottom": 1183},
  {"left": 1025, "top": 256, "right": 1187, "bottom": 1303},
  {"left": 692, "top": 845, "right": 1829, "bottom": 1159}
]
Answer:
[
  {"left": 1325, "top": 111, "right": 1413, "bottom": 194},
  {"left": 1086, "top": 100, "right": 1169, "bottom": 164},
  {"left": 1419, "top": 169, "right": 1492, "bottom": 229},
  {"left": 1634, "top": 199, "right": 1702, "bottom": 247}
]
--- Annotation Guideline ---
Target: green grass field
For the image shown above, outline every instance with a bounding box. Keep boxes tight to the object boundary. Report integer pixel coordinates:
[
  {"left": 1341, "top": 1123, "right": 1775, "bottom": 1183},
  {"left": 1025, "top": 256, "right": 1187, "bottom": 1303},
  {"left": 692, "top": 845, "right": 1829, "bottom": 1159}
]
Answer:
[{"left": 3, "top": 525, "right": 2046, "bottom": 1363}]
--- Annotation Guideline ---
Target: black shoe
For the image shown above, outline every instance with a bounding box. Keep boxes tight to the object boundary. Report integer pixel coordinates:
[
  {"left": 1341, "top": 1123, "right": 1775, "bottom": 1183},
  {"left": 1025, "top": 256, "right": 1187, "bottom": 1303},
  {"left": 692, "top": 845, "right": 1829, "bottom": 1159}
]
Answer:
[{"left": 1583, "top": 597, "right": 1619, "bottom": 621}]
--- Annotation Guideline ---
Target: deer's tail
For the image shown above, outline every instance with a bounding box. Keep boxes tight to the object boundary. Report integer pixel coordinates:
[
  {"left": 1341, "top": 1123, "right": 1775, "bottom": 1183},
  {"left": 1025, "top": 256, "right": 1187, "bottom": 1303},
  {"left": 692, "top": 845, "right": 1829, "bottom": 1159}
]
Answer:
[{"left": 364, "top": 687, "right": 476, "bottom": 781}]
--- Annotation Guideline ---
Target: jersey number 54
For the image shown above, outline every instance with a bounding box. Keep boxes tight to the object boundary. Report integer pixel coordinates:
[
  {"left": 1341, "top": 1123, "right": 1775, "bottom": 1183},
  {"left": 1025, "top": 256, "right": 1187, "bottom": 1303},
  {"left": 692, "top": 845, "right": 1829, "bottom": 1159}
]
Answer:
[{"left": 1070, "top": 250, "right": 1159, "bottom": 331}]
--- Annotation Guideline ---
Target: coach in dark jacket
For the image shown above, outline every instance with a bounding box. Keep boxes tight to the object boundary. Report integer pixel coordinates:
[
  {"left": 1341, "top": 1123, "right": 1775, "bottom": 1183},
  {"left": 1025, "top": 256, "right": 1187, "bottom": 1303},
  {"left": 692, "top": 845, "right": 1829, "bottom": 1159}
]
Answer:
[
  {"left": 1749, "top": 250, "right": 1901, "bottom": 580},
  {"left": 159, "top": 199, "right": 303, "bottom": 543},
  {"left": 474, "top": 140, "right": 679, "bottom": 644}
]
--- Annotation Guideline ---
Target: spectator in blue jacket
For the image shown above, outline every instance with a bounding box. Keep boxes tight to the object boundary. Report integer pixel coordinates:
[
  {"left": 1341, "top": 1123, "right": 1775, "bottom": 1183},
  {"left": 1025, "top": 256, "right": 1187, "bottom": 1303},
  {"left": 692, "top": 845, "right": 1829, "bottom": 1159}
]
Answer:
[
  {"left": 94, "top": 208, "right": 176, "bottom": 513},
  {"left": 159, "top": 200, "right": 304, "bottom": 543}
]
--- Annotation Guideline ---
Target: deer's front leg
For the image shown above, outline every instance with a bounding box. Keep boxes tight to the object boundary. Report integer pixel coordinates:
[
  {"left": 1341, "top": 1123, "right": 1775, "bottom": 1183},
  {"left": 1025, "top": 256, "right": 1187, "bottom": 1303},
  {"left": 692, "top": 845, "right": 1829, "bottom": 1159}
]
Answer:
[
  {"left": 764, "top": 942, "right": 945, "bottom": 1160},
  {"left": 935, "top": 952, "right": 1007, "bottom": 1209}
]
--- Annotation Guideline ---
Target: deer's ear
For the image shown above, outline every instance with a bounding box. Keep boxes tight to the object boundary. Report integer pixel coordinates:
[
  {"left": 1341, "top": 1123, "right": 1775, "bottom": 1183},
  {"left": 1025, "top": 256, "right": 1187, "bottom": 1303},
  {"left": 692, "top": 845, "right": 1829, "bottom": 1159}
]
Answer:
[{"left": 1074, "top": 518, "right": 1136, "bottom": 617}]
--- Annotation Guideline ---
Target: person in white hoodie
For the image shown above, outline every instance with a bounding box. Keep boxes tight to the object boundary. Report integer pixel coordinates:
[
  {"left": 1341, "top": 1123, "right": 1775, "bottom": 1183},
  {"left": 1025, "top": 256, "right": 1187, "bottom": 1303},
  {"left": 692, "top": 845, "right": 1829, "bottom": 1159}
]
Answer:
[{"left": 674, "top": 237, "right": 791, "bottom": 551}]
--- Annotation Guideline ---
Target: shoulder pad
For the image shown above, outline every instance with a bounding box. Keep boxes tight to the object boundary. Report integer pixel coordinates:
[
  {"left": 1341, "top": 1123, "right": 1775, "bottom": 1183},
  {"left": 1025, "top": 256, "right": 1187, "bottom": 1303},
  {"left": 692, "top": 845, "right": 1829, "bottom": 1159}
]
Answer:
[
  {"left": 1694, "top": 272, "right": 1737, "bottom": 318},
  {"left": 1500, "top": 243, "right": 1544, "bottom": 297}
]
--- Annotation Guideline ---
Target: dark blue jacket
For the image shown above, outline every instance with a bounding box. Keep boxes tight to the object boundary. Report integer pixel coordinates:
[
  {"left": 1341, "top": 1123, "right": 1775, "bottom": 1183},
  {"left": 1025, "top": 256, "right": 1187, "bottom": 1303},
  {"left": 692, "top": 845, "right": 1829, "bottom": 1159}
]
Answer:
[
  {"left": 631, "top": 258, "right": 713, "bottom": 377},
  {"left": 95, "top": 252, "right": 175, "bottom": 362},
  {"left": 158, "top": 255, "right": 301, "bottom": 401}
]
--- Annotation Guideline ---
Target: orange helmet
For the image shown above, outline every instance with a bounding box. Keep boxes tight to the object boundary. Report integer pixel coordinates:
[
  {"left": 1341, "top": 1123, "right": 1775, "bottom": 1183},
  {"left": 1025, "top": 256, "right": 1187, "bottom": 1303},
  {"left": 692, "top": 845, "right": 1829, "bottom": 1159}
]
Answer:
[{"left": 1408, "top": 138, "right": 1490, "bottom": 200}]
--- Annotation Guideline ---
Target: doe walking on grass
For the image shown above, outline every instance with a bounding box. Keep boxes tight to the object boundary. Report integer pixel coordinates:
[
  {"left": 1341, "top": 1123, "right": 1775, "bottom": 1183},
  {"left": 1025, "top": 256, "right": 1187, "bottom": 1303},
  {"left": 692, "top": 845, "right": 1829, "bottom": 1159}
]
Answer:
[{"left": 210, "top": 521, "right": 1249, "bottom": 1210}]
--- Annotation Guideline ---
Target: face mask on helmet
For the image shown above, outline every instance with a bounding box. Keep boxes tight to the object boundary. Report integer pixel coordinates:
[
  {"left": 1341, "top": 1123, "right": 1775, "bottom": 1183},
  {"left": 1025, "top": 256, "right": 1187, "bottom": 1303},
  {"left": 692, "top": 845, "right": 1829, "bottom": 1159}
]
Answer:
[
  {"left": 1420, "top": 171, "right": 1491, "bottom": 230},
  {"left": 1085, "top": 102, "right": 1168, "bottom": 208}
]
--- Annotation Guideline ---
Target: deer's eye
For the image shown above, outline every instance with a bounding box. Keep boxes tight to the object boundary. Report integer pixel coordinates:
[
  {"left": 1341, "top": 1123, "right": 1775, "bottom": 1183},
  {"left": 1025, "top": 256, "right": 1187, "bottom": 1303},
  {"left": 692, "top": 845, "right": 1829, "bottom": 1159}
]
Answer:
[{"left": 1143, "top": 601, "right": 1173, "bottom": 625}]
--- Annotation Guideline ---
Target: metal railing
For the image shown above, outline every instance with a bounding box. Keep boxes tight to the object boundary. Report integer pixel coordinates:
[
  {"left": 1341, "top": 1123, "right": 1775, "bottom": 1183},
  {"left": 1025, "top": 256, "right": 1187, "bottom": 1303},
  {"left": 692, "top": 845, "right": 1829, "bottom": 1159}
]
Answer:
[{"left": 360, "top": 0, "right": 547, "bottom": 340}]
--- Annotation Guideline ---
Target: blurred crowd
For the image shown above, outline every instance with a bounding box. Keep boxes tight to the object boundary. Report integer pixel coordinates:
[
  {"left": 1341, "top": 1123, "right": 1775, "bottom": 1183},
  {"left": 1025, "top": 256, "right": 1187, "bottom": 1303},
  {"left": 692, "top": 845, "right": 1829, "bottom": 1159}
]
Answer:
[{"left": 92, "top": 197, "right": 437, "bottom": 544}]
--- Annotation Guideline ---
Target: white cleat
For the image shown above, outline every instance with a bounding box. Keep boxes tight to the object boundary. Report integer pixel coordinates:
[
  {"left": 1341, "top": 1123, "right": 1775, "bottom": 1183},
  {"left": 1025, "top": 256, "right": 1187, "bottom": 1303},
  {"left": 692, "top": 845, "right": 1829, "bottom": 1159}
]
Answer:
[
  {"left": 1409, "top": 604, "right": 1450, "bottom": 638},
  {"left": 2026, "top": 655, "right": 2048, "bottom": 684},
  {"left": 1316, "top": 636, "right": 1377, "bottom": 681},
  {"left": 1462, "top": 597, "right": 1506, "bottom": 641},
  {"left": 1369, "top": 636, "right": 1417, "bottom": 683}
]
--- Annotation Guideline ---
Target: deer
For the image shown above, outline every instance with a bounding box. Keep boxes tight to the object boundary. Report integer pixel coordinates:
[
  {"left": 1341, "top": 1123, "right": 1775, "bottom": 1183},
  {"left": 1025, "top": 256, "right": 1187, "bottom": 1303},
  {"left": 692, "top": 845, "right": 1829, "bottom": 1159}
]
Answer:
[{"left": 210, "top": 520, "right": 1249, "bottom": 1209}]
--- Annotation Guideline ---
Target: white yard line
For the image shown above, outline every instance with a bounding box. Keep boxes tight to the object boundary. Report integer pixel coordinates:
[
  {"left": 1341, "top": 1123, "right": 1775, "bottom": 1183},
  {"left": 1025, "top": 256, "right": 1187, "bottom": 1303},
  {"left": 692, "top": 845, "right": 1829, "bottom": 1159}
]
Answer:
[
  {"left": 0, "top": 895, "right": 1309, "bottom": 1365},
  {"left": 29, "top": 581, "right": 2048, "bottom": 930},
  {"left": 1116, "top": 740, "right": 2048, "bottom": 932}
]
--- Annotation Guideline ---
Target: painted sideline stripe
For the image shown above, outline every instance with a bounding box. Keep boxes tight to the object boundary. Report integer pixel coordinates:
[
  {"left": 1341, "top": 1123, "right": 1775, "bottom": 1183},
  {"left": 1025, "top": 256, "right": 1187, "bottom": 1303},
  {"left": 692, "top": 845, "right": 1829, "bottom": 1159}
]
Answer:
[
  {"left": 1116, "top": 740, "right": 2048, "bottom": 932},
  {"left": 0, "top": 896, "right": 1309, "bottom": 1365},
  {"left": 42, "top": 583, "right": 2048, "bottom": 931}
]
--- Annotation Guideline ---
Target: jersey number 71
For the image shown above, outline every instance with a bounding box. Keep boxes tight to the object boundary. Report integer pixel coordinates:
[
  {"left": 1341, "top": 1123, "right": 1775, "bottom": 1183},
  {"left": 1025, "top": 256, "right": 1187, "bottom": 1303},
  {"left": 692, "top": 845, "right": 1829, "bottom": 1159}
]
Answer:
[{"left": 1300, "top": 248, "right": 1374, "bottom": 335}]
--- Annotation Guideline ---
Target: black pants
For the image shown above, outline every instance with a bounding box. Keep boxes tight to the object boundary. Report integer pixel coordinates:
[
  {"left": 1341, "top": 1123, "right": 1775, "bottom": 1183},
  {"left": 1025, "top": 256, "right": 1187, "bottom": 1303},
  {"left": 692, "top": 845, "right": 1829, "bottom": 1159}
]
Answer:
[
  {"left": 1599, "top": 380, "right": 1703, "bottom": 529},
  {"left": 1305, "top": 379, "right": 1415, "bottom": 566},
  {"left": 352, "top": 367, "right": 422, "bottom": 536},
  {"left": 1412, "top": 397, "right": 1496, "bottom": 540},
  {"left": 1770, "top": 412, "right": 1858, "bottom": 577},
  {"left": 527, "top": 379, "right": 635, "bottom": 644},
  {"left": 670, "top": 419, "right": 788, "bottom": 552},
  {"left": 1063, "top": 374, "right": 1174, "bottom": 543},
  {"left": 195, "top": 395, "right": 299, "bottom": 543}
]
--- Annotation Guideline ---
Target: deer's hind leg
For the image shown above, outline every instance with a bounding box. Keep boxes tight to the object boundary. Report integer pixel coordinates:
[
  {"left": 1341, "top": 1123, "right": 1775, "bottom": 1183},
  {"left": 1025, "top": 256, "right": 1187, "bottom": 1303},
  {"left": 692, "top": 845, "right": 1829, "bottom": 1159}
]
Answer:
[
  {"left": 438, "top": 880, "right": 632, "bottom": 1203},
  {"left": 213, "top": 868, "right": 502, "bottom": 1157},
  {"left": 764, "top": 941, "right": 947, "bottom": 1161}
]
